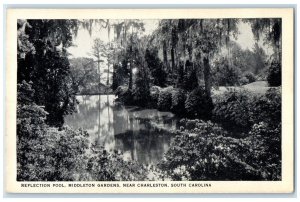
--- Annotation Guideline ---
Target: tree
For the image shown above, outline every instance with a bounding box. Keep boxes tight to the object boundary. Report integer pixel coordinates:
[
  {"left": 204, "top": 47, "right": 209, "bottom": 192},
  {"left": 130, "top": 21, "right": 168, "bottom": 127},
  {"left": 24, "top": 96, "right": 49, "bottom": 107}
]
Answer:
[
  {"left": 110, "top": 20, "right": 145, "bottom": 91},
  {"left": 68, "top": 57, "right": 98, "bottom": 93},
  {"left": 100, "top": 43, "right": 114, "bottom": 86},
  {"left": 17, "top": 19, "right": 80, "bottom": 126},
  {"left": 133, "top": 65, "right": 151, "bottom": 106},
  {"left": 155, "top": 20, "right": 179, "bottom": 86},
  {"left": 245, "top": 19, "right": 282, "bottom": 86},
  {"left": 91, "top": 38, "right": 105, "bottom": 85},
  {"left": 154, "top": 19, "right": 239, "bottom": 96},
  {"left": 144, "top": 48, "right": 167, "bottom": 87}
]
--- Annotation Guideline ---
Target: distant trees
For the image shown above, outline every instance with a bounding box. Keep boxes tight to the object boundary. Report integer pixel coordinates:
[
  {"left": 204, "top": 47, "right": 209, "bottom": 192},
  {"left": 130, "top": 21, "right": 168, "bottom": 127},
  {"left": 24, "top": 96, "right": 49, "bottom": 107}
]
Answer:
[
  {"left": 245, "top": 18, "right": 282, "bottom": 86},
  {"left": 212, "top": 41, "right": 267, "bottom": 86},
  {"left": 91, "top": 38, "right": 105, "bottom": 84},
  {"left": 68, "top": 57, "right": 98, "bottom": 93}
]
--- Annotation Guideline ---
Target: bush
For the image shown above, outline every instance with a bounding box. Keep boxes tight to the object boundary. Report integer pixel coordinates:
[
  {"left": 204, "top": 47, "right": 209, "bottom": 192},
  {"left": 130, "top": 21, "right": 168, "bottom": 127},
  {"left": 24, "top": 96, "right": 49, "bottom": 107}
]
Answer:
[
  {"left": 183, "top": 68, "right": 198, "bottom": 91},
  {"left": 159, "top": 120, "right": 281, "bottom": 181},
  {"left": 185, "top": 87, "right": 213, "bottom": 119},
  {"left": 115, "top": 85, "right": 133, "bottom": 105},
  {"left": 17, "top": 123, "right": 90, "bottom": 181},
  {"left": 178, "top": 119, "right": 226, "bottom": 135},
  {"left": 133, "top": 67, "right": 151, "bottom": 107},
  {"left": 239, "top": 72, "right": 256, "bottom": 85},
  {"left": 244, "top": 72, "right": 256, "bottom": 83},
  {"left": 212, "top": 57, "right": 241, "bottom": 86},
  {"left": 246, "top": 122, "right": 281, "bottom": 180},
  {"left": 171, "top": 88, "right": 186, "bottom": 115},
  {"left": 87, "top": 147, "right": 149, "bottom": 181},
  {"left": 213, "top": 88, "right": 281, "bottom": 131},
  {"left": 157, "top": 86, "right": 173, "bottom": 111},
  {"left": 250, "top": 88, "right": 281, "bottom": 128},
  {"left": 115, "top": 85, "right": 128, "bottom": 97},
  {"left": 267, "top": 59, "right": 281, "bottom": 86},
  {"left": 239, "top": 76, "right": 249, "bottom": 85},
  {"left": 149, "top": 86, "right": 161, "bottom": 108},
  {"left": 213, "top": 90, "right": 253, "bottom": 129}
]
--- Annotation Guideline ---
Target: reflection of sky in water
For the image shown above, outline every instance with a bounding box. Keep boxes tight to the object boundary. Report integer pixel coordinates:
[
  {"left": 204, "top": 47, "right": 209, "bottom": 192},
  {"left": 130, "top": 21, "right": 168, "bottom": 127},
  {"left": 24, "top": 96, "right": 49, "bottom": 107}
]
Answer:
[{"left": 65, "top": 95, "right": 178, "bottom": 165}]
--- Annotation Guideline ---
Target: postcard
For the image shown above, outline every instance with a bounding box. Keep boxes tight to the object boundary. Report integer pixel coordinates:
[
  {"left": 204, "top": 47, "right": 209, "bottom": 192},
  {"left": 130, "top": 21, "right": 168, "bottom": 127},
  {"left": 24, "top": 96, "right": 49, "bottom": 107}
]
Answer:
[{"left": 5, "top": 8, "right": 294, "bottom": 193}]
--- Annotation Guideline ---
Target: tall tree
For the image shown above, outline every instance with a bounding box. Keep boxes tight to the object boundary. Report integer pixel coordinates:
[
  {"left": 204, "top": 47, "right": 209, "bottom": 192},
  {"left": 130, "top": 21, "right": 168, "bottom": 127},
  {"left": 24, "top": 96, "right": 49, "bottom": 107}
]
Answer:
[
  {"left": 245, "top": 18, "right": 281, "bottom": 60},
  {"left": 92, "top": 38, "right": 105, "bottom": 85},
  {"left": 111, "top": 20, "right": 145, "bottom": 91},
  {"left": 68, "top": 57, "right": 98, "bottom": 93},
  {"left": 17, "top": 19, "right": 80, "bottom": 126},
  {"left": 187, "top": 19, "right": 239, "bottom": 97}
]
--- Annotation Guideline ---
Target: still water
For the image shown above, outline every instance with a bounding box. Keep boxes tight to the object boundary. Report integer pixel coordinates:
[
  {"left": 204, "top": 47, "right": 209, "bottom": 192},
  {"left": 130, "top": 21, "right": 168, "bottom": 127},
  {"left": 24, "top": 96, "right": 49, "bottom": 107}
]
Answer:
[{"left": 65, "top": 95, "right": 179, "bottom": 165}]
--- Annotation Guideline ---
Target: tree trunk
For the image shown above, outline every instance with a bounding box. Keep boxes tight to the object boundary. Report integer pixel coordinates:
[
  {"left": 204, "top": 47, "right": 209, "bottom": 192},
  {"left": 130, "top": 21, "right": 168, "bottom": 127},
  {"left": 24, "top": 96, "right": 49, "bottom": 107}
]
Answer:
[
  {"left": 203, "top": 56, "right": 211, "bottom": 98},
  {"left": 129, "top": 30, "right": 133, "bottom": 91},
  {"left": 129, "top": 63, "right": 133, "bottom": 91},
  {"left": 107, "top": 63, "right": 109, "bottom": 86},
  {"left": 163, "top": 40, "right": 168, "bottom": 70},
  {"left": 97, "top": 59, "right": 101, "bottom": 89},
  {"left": 171, "top": 47, "right": 175, "bottom": 86}
]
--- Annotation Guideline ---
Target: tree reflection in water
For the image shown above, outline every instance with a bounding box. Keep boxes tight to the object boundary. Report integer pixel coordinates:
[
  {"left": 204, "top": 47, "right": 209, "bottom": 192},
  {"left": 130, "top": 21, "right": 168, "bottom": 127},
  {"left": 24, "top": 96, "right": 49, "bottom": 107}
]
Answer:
[{"left": 65, "top": 95, "right": 179, "bottom": 165}]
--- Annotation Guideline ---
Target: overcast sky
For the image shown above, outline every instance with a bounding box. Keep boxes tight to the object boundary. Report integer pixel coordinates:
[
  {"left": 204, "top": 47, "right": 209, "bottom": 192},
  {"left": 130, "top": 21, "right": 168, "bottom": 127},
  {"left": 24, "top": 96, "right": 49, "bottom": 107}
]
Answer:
[
  {"left": 67, "top": 20, "right": 158, "bottom": 58},
  {"left": 67, "top": 20, "right": 271, "bottom": 59}
]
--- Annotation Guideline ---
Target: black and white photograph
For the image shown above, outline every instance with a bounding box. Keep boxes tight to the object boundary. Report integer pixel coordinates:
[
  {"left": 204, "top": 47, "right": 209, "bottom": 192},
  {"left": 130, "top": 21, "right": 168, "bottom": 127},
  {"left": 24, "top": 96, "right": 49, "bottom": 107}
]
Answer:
[{"left": 5, "top": 8, "right": 294, "bottom": 193}]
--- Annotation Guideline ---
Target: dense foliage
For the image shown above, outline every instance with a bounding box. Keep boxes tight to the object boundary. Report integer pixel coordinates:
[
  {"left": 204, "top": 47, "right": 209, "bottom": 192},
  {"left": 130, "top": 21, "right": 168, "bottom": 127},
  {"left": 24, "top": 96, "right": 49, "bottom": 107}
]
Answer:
[
  {"left": 185, "top": 87, "right": 214, "bottom": 119},
  {"left": 87, "top": 148, "right": 149, "bottom": 181},
  {"left": 157, "top": 87, "right": 174, "bottom": 111},
  {"left": 132, "top": 66, "right": 151, "bottom": 107},
  {"left": 16, "top": 18, "right": 282, "bottom": 181},
  {"left": 17, "top": 81, "right": 88, "bottom": 180},
  {"left": 267, "top": 59, "right": 282, "bottom": 87},
  {"left": 17, "top": 19, "right": 79, "bottom": 127},
  {"left": 145, "top": 48, "right": 167, "bottom": 87},
  {"left": 170, "top": 88, "right": 186, "bottom": 115},
  {"left": 159, "top": 119, "right": 281, "bottom": 181},
  {"left": 213, "top": 90, "right": 254, "bottom": 130},
  {"left": 213, "top": 88, "right": 281, "bottom": 131}
]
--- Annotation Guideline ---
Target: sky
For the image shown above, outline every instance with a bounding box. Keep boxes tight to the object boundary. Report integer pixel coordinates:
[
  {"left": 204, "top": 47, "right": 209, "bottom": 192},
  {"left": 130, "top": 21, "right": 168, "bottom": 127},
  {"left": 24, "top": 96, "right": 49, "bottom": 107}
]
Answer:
[
  {"left": 67, "top": 20, "right": 158, "bottom": 58},
  {"left": 67, "top": 19, "right": 272, "bottom": 59}
]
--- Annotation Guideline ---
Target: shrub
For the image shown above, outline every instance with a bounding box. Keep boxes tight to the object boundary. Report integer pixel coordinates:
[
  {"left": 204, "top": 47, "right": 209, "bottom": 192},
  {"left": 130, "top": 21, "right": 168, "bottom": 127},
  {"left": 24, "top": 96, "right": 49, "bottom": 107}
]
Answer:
[
  {"left": 212, "top": 57, "right": 241, "bottom": 86},
  {"left": 178, "top": 118, "right": 226, "bottom": 135},
  {"left": 157, "top": 86, "right": 173, "bottom": 111},
  {"left": 239, "top": 76, "right": 249, "bottom": 85},
  {"left": 185, "top": 87, "right": 213, "bottom": 119},
  {"left": 115, "top": 85, "right": 133, "bottom": 105},
  {"left": 183, "top": 68, "right": 198, "bottom": 91},
  {"left": 213, "top": 88, "right": 281, "bottom": 132},
  {"left": 133, "top": 67, "right": 151, "bottom": 107},
  {"left": 267, "top": 59, "right": 281, "bottom": 86},
  {"left": 17, "top": 123, "right": 90, "bottom": 181},
  {"left": 239, "top": 72, "right": 256, "bottom": 85},
  {"left": 159, "top": 120, "right": 281, "bottom": 181},
  {"left": 149, "top": 86, "right": 161, "bottom": 108},
  {"left": 244, "top": 72, "right": 256, "bottom": 83},
  {"left": 213, "top": 90, "right": 253, "bottom": 129},
  {"left": 87, "top": 147, "right": 149, "bottom": 181},
  {"left": 115, "top": 85, "right": 128, "bottom": 97},
  {"left": 250, "top": 88, "right": 281, "bottom": 128},
  {"left": 246, "top": 122, "right": 281, "bottom": 180},
  {"left": 171, "top": 88, "right": 186, "bottom": 115}
]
